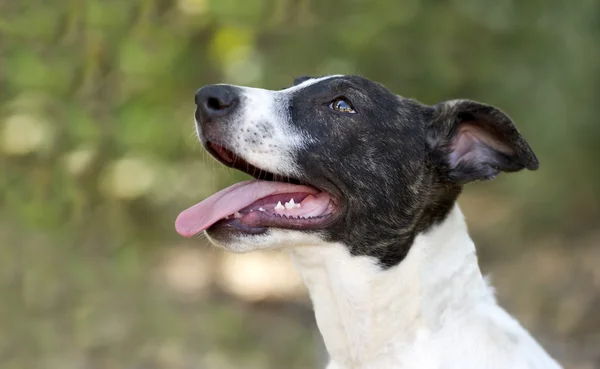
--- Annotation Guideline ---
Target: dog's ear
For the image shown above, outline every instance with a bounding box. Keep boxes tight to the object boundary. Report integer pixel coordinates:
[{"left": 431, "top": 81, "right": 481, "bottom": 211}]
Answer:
[{"left": 427, "top": 99, "right": 539, "bottom": 185}]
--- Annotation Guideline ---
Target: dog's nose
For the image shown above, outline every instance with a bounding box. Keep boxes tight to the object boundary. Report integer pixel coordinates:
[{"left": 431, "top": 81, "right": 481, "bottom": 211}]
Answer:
[{"left": 195, "top": 85, "right": 239, "bottom": 119}]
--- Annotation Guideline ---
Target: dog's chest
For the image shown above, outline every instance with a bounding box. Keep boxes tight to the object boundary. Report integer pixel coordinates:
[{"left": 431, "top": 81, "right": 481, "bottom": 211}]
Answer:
[
  {"left": 291, "top": 245, "right": 432, "bottom": 367},
  {"left": 290, "top": 245, "right": 562, "bottom": 369}
]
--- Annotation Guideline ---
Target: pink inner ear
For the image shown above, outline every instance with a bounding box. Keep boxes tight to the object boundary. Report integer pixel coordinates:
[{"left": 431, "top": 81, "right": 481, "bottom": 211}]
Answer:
[{"left": 449, "top": 123, "right": 515, "bottom": 168}]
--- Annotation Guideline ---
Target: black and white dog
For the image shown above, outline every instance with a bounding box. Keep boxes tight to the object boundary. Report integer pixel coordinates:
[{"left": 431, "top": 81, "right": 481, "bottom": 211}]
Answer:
[{"left": 176, "top": 75, "right": 563, "bottom": 369}]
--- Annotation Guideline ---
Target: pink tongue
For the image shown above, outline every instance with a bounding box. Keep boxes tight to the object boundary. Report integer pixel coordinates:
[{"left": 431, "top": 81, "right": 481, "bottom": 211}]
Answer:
[{"left": 175, "top": 180, "right": 320, "bottom": 237}]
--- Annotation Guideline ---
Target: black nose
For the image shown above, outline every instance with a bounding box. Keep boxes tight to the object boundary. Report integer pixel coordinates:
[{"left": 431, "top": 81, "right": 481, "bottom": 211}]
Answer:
[{"left": 195, "top": 85, "right": 239, "bottom": 119}]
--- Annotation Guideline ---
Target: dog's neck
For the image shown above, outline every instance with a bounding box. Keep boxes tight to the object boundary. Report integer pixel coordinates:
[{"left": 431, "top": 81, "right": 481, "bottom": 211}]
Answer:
[{"left": 290, "top": 205, "right": 495, "bottom": 368}]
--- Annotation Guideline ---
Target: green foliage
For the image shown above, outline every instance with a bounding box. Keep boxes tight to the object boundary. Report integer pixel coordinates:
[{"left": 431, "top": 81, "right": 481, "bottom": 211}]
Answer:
[{"left": 0, "top": 0, "right": 598, "bottom": 368}]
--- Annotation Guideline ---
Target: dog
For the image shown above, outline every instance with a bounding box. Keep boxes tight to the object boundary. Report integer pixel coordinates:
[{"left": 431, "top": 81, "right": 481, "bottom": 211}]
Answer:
[{"left": 175, "top": 75, "right": 563, "bottom": 369}]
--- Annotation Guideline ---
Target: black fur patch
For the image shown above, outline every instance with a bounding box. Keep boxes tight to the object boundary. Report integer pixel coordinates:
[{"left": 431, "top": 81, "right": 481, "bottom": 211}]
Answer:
[{"left": 284, "top": 76, "right": 537, "bottom": 268}]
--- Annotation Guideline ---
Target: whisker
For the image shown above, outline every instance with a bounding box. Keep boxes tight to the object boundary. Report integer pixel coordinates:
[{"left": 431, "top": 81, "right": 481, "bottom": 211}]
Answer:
[{"left": 193, "top": 231, "right": 208, "bottom": 241}]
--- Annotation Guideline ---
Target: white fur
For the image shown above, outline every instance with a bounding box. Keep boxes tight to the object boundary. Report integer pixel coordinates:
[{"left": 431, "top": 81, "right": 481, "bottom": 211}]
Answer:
[{"left": 290, "top": 206, "right": 562, "bottom": 369}]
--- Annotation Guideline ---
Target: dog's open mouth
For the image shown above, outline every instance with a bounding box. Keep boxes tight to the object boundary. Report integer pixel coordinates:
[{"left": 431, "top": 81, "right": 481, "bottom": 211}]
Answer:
[{"left": 175, "top": 143, "right": 338, "bottom": 237}]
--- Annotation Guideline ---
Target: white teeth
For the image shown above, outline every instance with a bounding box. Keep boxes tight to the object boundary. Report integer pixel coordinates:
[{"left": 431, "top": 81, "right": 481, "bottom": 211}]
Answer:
[
  {"left": 224, "top": 215, "right": 230, "bottom": 220},
  {"left": 234, "top": 212, "right": 242, "bottom": 219},
  {"left": 284, "top": 198, "right": 301, "bottom": 209},
  {"left": 258, "top": 207, "right": 265, "bottom": 212},
  {"left": 274, "top": 201, "right": 285, "bottom": 211}
]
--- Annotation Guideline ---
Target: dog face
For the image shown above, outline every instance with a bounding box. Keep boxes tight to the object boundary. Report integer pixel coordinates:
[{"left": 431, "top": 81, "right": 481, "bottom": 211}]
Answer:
[{"left": 176, "top": 75, "right": 538, "bottom": 268}]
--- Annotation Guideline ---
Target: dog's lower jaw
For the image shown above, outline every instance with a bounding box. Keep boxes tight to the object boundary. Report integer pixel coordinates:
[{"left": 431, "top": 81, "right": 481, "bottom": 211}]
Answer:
[{"left": 290, "top": 205, "right": 563, "bottom": 369}]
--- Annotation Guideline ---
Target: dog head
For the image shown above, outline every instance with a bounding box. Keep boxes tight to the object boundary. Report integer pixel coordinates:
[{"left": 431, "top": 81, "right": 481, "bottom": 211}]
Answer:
[{"left": 175, "top": 75, "right": 538, "bottom": 268}]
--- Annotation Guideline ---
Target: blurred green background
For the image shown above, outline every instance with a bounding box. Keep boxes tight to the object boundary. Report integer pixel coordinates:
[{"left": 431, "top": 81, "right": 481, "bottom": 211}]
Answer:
[{"left": 1, "top": 0, "right": 599, "bottom": 368}]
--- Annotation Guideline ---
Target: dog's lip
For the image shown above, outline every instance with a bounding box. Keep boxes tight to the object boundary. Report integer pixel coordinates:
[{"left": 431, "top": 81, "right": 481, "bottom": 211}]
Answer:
[
  {"left": 210, "top": 205, "right": 339, "bottom": 235},
  {"left": 202, "top": 139, "right": 235, "bottom": 169}
]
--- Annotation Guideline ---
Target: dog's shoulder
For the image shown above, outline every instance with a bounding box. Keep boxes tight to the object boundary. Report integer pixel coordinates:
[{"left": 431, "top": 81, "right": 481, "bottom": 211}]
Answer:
[{"left": 398, "top": 303, "right": 564, "bottom": 369}]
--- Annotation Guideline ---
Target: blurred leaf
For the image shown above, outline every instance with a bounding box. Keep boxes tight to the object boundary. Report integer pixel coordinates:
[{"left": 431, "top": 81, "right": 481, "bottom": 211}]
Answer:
[
  {"left": 5, "top": 50, "right": 73, "bottom": 95},
  {"left": 208, "top": 0, "right": 267, "bottom": 26}
]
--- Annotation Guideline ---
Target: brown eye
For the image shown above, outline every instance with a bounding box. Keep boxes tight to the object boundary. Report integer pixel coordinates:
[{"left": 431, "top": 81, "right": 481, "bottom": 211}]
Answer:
[{"left": 329, "top": 98, "right": 356, "bottom": 114}]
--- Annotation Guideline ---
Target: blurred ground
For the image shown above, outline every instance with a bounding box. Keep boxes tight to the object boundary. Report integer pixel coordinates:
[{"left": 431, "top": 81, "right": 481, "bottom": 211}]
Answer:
[{"left": 1, "top": 0, "right": 599, "bottom": 368}]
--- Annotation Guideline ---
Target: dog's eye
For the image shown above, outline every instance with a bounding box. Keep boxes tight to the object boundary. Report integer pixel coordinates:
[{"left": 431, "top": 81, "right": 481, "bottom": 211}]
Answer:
[{"left": 329, "top": 98, "right": 356, "bottom": 114}]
